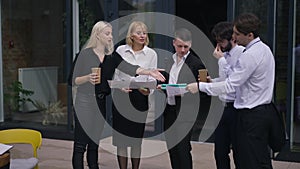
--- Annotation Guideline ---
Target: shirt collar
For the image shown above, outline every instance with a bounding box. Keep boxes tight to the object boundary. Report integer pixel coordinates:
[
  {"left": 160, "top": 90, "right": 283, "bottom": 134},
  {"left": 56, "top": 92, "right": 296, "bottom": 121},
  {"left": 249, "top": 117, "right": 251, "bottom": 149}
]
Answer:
[
  {"left": 124, "top": 44, "right": 147, "bottom": 55},
  {"left": 224, "top": 51, "right": 230, "bottom": 58},
  {"left": 173, "top": 51, "right": 190, "bottom": 62},
  {"left": 244, "top": 37, "right": 261, "bottom": 52},
  {"left": 227, "top": 45, "right": 242, "bottom": 57},
  {"left": 183, "top": 51, "right": 190, "bottom": 60}
]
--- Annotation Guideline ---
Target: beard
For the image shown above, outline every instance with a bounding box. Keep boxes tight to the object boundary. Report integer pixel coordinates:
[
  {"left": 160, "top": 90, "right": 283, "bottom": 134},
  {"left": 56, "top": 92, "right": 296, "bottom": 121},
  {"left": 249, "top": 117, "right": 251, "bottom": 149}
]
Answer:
[{"left": 221, "top": 42, "right": 232, "bottom": 52}]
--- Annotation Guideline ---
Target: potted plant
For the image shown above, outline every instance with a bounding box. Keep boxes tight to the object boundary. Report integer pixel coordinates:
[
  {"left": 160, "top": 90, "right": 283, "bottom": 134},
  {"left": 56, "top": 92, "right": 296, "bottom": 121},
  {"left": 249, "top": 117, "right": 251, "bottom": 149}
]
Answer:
[
  {"left": 34, "top": 100, "right": 65, "bottom": 125},
  {"left": 4, "top": 81, "right": 35, "bottom": 119}
]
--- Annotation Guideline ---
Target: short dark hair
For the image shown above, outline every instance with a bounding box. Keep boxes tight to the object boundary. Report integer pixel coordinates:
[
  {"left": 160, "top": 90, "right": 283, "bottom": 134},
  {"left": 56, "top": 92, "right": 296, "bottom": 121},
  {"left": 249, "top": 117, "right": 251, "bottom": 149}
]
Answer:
[
  {"left": 233, "top": 13, "right": 261, "bottom": 38},
  {"left": 174, "top": 28, "right": 192, "bottom": 42},
  {"left": 211, "top": 21, "right": 233, "bottom": 42}
]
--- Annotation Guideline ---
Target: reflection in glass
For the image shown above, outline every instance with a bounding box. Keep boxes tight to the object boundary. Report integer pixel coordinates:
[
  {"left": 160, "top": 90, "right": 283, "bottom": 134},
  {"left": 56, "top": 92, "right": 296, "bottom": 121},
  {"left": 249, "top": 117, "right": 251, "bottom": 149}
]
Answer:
[
  {"left": 292, "top": 1, "right": 300, "bottom": 151},
  {"left": 1, "top": 0, "right": 66, "bottom": 126}
]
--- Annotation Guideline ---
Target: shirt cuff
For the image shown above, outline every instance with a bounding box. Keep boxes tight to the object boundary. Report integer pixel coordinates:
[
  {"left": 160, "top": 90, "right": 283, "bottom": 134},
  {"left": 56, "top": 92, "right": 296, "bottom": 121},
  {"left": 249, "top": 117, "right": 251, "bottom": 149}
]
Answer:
[{"left": 199, "top": 82, "right": 207, "bottom": 92}]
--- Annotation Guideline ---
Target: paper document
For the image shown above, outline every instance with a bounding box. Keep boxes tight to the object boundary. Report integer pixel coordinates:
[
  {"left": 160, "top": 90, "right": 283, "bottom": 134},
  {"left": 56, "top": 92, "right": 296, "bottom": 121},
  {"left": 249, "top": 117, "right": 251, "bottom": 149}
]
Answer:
[
  {"left": 108, "top": 80, "right": 157, "bottom": 89},
  {"left": 0, "top": 143, "right": 13, "bottom": 155},
  {"left": 166, "top": 86, "right": 189, "bottom": 96}
]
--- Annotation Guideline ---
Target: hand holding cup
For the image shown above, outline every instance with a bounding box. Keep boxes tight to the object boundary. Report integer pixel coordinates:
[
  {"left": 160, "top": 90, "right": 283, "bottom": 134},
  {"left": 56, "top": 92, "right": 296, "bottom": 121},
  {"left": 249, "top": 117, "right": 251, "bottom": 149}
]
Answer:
[
  {"left": 91, "top": 67, "right": 101, "bottom": 84},
  {"left": 198, "top": 69, "right": 208, "bottom": 82}
]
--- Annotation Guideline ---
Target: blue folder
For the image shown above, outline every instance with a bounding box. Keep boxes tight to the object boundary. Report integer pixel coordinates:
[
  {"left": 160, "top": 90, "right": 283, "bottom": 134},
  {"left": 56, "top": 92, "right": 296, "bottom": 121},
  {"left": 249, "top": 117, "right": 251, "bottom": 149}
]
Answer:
[{"left": 161, "top": 83, "right": 187, "bottom": 90}]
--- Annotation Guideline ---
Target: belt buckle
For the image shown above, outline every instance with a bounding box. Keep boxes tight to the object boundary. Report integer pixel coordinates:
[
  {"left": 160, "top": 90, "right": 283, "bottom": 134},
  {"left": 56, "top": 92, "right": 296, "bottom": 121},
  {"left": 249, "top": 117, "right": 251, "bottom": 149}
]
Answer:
[{"left": 97, "top": 93, "right": 105, "bottom": 99}]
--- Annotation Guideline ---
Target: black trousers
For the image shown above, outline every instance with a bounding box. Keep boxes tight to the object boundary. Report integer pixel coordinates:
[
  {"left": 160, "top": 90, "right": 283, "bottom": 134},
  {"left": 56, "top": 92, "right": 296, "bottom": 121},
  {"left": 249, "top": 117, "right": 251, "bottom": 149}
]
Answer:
[
  {"left": 235, "top": 104, "right": 273, "bottom": 169},
  {"left": 164, "top": 105, "right": 193, "bottom": 169},
  {"left": 214, "top": 102, "right": 238, "bottom": 169},
  {"left": 72, "top": 95, "right": 106, "bottom": 169},
  {"left": 72, "top": 115, "right": 99, "bottom": 169}
]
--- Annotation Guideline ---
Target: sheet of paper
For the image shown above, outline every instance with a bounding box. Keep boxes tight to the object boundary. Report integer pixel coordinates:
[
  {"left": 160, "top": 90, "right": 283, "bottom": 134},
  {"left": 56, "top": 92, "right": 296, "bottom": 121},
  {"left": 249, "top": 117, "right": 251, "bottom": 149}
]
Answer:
[
  {"left": 166, "top": 86, "right": 189, "bottom": 96},
  {"left": 0, "top": 143, "right": 13, "bottom": 155},
  {"left": 108, "top": 80, "right": 157, "bottom": 89}
]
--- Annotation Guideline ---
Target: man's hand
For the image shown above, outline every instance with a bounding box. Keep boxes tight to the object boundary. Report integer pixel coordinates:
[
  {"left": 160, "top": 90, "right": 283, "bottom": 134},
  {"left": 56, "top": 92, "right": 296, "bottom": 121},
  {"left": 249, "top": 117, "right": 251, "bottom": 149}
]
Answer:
[
  {"left": 156, "top": 84, "right": 162, "bottom": 90},
  {"left": 198, "top": 75, "right": 212, "bottom": 82},
  {"left": 213, "top": 44, "right": 224, "bottom": 59},
  {"left": 186, "top": 82, "right": 199, "bottom": 94}
]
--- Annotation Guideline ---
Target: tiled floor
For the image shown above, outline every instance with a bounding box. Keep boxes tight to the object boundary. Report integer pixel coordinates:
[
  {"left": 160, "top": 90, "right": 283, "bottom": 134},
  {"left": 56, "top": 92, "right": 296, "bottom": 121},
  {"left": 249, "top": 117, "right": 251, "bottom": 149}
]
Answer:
[{"left": 9, "top": 138, "right": 300, "bottom": 169}]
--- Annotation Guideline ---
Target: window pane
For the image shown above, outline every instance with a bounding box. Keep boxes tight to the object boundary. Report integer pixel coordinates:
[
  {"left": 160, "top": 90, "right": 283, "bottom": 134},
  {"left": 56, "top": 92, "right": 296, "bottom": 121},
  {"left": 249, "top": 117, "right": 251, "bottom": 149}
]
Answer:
[
  {"left": 293, "top": 0, "right": 300, "bottom": 152},
  {"left": 2, "top": 0, "right": 67, "bottom": 126}
]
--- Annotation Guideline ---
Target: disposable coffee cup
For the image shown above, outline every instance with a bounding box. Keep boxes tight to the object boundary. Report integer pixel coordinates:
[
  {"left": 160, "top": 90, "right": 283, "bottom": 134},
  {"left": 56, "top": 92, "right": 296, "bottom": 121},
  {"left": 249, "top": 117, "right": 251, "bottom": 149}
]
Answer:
[
  {"left": 91, "top": 67, "right": 101, "bottom": 84},
  {"left": 198, "top": 69, "right": 208, "bottom": 82}
]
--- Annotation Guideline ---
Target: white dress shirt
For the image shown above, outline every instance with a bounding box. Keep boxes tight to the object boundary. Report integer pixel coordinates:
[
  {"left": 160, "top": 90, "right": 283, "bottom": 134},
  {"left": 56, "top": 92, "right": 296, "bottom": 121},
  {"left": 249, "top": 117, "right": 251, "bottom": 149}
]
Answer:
[
  {"left": 167, "top": 51, "right": 190, "bottom": 105},
  {"left": 211, "top": 45, "right": 244, "bottom": 102},
  {"left": 114, "top": 44, "right": 157, "bottom": 82},
  {"left": 199, "top": 37, "right": 275, "bottom": 109}
]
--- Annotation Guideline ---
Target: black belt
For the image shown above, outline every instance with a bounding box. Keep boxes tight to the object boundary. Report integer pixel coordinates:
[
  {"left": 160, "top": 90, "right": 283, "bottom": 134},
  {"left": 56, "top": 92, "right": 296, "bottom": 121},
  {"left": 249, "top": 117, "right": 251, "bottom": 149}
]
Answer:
[
  {"left": 79, "top": 92, "right": 107, "bottom": 99},
  {"left": 242, "top": 103, "right": 271, "bottom": 111},
  {"left": 223, "top": 102, "right": 234, "bottom": 107}
]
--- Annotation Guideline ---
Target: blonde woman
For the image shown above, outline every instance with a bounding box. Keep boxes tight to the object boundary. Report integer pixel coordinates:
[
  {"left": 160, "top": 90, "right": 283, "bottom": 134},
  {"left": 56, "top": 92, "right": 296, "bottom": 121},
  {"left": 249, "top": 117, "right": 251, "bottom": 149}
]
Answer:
[
  {"left": 112, "top": 21, "right": 157, "bottom": 169},
  {"left": 72, "top": 21, "right": 164, "bottom": 169}
]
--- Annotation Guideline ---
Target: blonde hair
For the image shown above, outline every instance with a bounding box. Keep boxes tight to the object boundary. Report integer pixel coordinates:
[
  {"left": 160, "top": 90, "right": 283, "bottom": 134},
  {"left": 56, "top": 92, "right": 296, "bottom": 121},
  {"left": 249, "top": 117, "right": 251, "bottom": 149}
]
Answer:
[
  {"left": 85, "top": 21, "right": 114, "bottom": 55},
  {"left": 125, "top": 21, "right": 149, "bottom": 46}
]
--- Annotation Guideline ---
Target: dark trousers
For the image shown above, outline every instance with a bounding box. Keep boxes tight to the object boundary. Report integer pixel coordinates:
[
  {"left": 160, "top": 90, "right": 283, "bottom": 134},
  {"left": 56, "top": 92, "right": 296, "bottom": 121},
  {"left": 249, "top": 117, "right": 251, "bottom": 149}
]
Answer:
[
  {"left": 72, "top": 115, "right": 99, "bottom": 169},
  {"left": 214, "top": 102, "right": 238, "bottom": 169},
  {"left": 164, "top": 105, "right": 193, "bottom": 169},
  {"left": 235, "top": 104, "right": 273, "bottom": 169},
  {"left": 72, "top": 96, "right": 106, "bottom": 169}
]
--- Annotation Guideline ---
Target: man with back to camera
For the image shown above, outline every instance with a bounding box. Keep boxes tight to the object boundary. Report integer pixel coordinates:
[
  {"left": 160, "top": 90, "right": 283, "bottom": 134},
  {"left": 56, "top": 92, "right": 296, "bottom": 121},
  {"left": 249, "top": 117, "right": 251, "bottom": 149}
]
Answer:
[{"left": 186, "top": 13, "right": 276, "bottom": 169}]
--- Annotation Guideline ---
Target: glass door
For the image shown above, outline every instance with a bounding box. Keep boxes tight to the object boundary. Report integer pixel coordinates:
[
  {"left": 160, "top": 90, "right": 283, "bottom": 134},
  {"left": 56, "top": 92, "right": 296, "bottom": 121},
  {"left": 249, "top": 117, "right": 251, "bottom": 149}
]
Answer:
[
  {"left": 1, "top": 0, "right": 66, "bottom": 126},
  {"left": 291, "top": 0, "right": 300, "bottom": 152},
  {"left": 234, "top": 0, "right": 274, "bottom": 45}
]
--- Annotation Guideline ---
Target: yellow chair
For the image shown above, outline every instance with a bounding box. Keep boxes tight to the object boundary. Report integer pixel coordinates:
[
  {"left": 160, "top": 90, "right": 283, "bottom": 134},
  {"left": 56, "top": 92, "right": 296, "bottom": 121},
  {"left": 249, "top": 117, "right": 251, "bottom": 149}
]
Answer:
[{"left": 0, "top": 129, "right": 42, "bottom": 169}]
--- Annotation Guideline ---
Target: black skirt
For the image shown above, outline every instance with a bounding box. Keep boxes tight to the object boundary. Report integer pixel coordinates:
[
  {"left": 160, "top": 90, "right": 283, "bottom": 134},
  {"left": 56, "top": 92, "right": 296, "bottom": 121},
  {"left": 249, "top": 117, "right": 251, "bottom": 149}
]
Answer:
[{"left": 112, "top": 89, "right": 149, "bottom": 147}]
